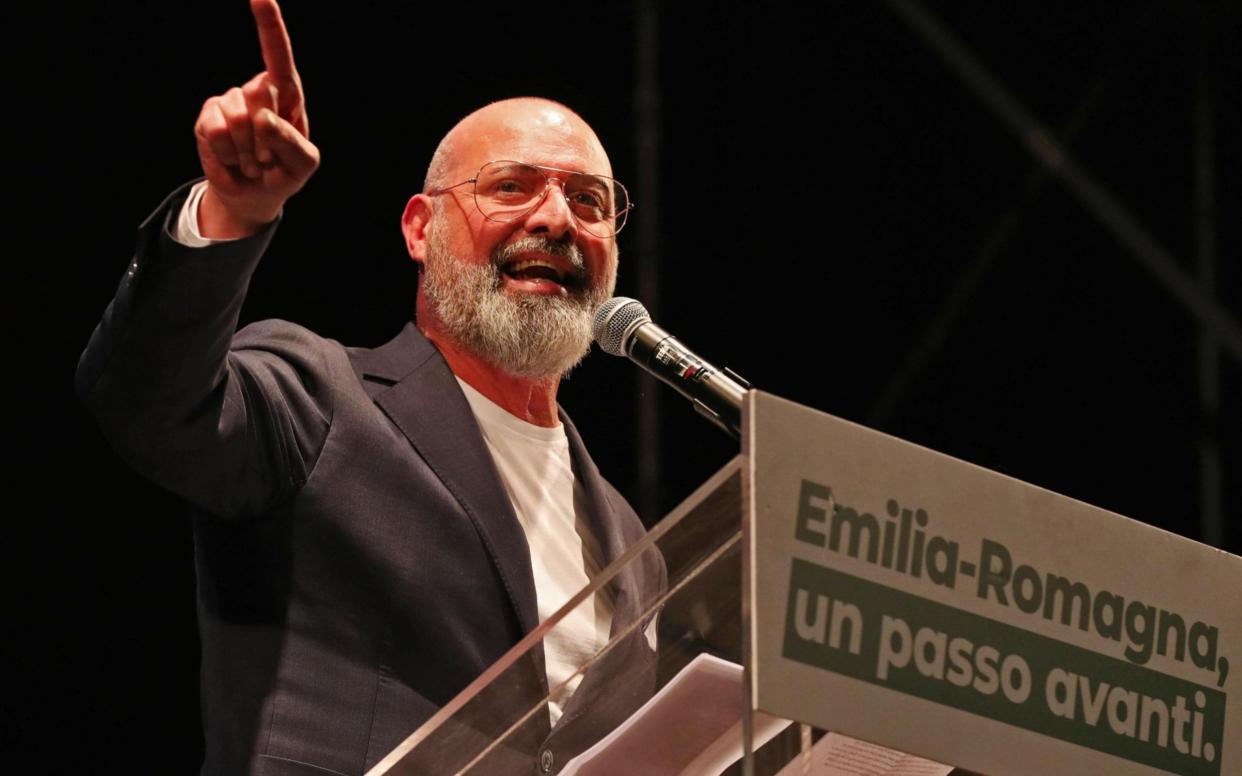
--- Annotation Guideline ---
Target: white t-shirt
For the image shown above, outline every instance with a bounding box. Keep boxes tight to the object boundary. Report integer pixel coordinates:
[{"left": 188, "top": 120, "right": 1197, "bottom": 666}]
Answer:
[{"left": 457, "top": 379, "right": 613, "bottom": 725}]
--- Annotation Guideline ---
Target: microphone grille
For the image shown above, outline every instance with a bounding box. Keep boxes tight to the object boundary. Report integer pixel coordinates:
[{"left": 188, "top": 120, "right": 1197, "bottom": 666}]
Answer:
[{"left": 593, "top": 297, "right": 650, "bottom": 356}]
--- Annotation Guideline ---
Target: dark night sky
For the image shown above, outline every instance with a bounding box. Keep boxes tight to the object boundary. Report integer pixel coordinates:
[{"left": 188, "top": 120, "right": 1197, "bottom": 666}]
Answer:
[{"left": 13, "top": 0, "right": 1239, "bottom": 768}]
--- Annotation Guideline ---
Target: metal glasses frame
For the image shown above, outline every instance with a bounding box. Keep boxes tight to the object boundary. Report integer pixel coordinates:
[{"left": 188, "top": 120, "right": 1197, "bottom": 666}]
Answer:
[{"left": 426, "top": 160, "right": 634, "bottom": 237}]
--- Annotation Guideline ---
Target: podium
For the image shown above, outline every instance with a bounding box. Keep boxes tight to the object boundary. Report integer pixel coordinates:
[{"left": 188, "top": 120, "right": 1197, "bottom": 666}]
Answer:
[{"left": 369, "top": 391, "right": 1240, "bottom": 776}]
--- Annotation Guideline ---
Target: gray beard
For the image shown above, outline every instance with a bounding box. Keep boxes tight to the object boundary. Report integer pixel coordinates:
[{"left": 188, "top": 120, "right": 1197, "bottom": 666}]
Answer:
[{"left": 422, "top": 225, "right": 614, "bottom": 379}]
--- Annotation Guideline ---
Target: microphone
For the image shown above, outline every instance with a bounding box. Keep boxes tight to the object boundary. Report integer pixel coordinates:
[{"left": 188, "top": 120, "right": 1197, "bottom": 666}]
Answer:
[{"left": 592, "top": 297, "right": 751, "bottom": 438}]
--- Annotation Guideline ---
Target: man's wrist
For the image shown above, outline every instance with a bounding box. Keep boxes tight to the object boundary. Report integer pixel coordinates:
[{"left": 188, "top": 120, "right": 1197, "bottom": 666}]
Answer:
[
  {"left": 198, "top": 185, "right": 280, "bottom": 240},
  {"left": 173, "top": 181, "right": 230, "bottom": 247}
]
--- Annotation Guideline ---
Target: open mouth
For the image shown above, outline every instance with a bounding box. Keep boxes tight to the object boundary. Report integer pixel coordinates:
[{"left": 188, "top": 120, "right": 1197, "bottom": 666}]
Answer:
[{"left": 500, "top": 259, "right": 583, "bottom": 293}]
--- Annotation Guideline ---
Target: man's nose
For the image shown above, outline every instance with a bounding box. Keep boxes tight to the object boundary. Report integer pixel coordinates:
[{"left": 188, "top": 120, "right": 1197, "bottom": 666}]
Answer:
[{"left": 522, "top": 180, "right": 578, "bottom": 241}]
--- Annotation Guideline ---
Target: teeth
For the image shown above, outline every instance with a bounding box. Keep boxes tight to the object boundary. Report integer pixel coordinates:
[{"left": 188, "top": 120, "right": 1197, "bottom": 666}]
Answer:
[{"left": 507, "top": 260, "right": 566, "bottom": 281}]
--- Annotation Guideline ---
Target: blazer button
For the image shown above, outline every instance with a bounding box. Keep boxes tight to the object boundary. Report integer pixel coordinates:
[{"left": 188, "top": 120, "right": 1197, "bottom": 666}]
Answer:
[{"left": 539, "top": 748, "right": 554, "bottom": 773}]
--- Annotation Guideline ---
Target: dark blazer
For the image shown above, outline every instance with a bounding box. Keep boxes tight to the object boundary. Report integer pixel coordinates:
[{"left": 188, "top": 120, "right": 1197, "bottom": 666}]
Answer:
[{"left": 77, "top": 183, "right": 664, "bottom": 776}]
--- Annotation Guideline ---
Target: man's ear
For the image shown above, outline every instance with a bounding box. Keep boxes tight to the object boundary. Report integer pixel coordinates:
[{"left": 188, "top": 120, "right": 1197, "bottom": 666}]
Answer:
[{"left": 401, "top": 194, "right": 434, "bottom": 264}]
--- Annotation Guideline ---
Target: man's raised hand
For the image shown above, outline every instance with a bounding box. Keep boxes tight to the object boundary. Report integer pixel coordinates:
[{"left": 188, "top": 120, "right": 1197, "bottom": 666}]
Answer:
[{"left": 194, "top": 0, "right": 319, "bottom": 238}]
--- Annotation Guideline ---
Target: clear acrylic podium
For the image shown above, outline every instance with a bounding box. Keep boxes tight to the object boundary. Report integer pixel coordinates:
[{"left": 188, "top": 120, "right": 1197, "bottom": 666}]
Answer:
[{"left": 365, "top": 454, "right": 797, "bottom": 775}]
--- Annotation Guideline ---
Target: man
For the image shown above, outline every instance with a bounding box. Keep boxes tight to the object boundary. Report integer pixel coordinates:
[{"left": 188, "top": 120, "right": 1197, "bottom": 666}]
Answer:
[{"left": 76, "top": 1, "right": 662, "bottom": 774}]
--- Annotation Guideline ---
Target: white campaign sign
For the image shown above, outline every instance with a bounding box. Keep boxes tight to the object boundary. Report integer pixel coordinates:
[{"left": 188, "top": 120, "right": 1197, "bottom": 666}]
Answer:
[{"left": 744, "top": 391, "right": 1240, "bottom": 776}]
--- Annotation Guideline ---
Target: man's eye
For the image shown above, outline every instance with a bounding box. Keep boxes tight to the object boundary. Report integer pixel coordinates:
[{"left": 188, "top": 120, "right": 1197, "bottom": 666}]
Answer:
[
  {"left": 570, "top": 190, "right": 609, "bottom": 213},
  {"left": 487, "top": 178, "right": 538, "bottom": 200}
]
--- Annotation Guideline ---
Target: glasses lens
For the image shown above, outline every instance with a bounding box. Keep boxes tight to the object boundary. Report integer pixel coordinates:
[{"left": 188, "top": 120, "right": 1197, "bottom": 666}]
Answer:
[
  {"left": 474, "top": 161, "right": 630, "bottom": 237},
  {"left": 475, "top": 162, "right": 545, "bottom": 220},
  {"left": 566, "top": 176, "right": 629, "bottom": 238}
]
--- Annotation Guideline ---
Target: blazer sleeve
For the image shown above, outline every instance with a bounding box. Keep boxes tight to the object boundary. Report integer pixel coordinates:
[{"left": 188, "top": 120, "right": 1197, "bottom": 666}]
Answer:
[{"left": 76, "top": 181, "right": 332, "bottom": 518}]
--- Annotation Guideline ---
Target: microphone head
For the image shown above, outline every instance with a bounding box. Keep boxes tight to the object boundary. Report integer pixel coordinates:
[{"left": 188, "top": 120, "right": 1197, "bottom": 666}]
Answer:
[{"left": 593, "top": 297, "right": 651, "bottom": 356}]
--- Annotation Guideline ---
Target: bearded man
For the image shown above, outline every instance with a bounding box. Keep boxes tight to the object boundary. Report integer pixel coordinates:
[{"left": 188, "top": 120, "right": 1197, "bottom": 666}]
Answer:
[{"left": 75, "top": 2, "right": 663, "bottom": 774}]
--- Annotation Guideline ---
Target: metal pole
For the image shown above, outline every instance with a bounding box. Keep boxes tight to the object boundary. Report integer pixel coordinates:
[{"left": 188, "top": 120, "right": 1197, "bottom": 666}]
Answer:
[
  {"left": 885, "top": 0, "right": 1242, "bottom": 365},
  {"left": 869, "top": 7, "right": 1154, "bottom": 428},
  {"left": 634, "top": 0, "right": 663, "bottom": 523},
  {"left": 1194, "top": 9, "right": 1222, "bottom": 547}
]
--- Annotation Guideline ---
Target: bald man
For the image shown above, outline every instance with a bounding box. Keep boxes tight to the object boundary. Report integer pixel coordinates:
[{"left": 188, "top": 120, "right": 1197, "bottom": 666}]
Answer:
[{"left": 76, "top": 2, "right": 662, "bottom": 774}]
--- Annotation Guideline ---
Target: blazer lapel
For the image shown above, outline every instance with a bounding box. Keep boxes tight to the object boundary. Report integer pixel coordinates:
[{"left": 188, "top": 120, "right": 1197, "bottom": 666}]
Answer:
[
  {"left": 559, "top": 411, "right": 639, "bottom": 625},
  {"left": 353, "top": 324, "right": 541, "bottom": 637},
  {"left": 553, "top": 412, "right": 648, "bottom": 729}
]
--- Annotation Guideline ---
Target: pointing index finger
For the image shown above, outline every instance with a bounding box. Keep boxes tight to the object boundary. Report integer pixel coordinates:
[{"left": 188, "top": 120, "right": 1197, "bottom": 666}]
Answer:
[{"left": 251, "top": 0, "right": 298, "bottom": 90}]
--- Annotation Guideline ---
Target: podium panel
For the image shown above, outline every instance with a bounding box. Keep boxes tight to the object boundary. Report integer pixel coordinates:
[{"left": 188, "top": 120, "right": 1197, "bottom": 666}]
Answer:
[{"left": 745, "top": 390, "right": 1240, "bottom": 776}]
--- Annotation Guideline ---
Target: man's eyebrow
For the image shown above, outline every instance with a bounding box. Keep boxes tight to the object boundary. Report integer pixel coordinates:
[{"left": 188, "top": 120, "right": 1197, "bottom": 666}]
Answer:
[{"left": 566, "top": 170, "right": 609, "bottom": 183}]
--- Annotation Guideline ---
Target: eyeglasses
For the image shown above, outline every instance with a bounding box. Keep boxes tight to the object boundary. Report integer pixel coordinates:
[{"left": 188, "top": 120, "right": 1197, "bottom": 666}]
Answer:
[{"left": 427, "top": 160, "right": 633, "bottom": 238}]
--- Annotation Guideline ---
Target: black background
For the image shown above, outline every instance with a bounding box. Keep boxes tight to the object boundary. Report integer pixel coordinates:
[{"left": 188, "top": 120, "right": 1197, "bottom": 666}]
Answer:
[{"left": 13, "top": 1, "right": 1240, "bottom": 769}]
